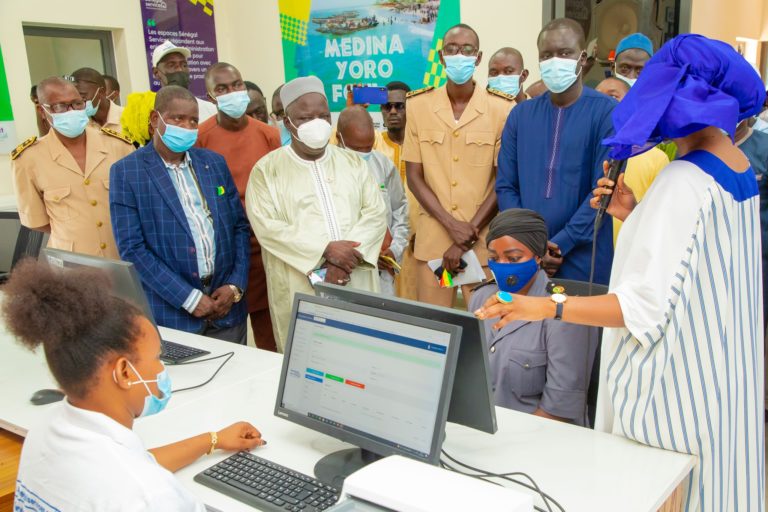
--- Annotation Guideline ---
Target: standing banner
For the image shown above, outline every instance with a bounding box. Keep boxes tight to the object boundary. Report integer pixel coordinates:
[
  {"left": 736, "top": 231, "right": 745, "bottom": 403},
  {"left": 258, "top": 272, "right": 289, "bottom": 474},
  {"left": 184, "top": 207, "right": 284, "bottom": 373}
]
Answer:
[
  {"left": 279, "top": 0, "right": 460, "bottom": 112},
  {"left": 0, "top": 44, "right": 17, "bottom": 154},
  {"left": 139, "top": 0, "right": 218, "bottom": 98}
]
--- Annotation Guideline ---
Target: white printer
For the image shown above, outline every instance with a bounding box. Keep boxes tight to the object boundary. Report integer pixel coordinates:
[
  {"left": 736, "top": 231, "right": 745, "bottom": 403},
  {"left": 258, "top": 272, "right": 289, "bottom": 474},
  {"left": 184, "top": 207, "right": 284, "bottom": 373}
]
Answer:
[{"left": 326, "top": 455, "right": 533, "bottom": 512}]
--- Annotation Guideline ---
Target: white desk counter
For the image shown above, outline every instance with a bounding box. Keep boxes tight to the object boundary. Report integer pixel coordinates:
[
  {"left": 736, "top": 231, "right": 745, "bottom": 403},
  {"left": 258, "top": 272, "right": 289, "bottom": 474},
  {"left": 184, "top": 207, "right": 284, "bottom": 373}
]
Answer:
[
  {"left": 0, "top": 326, "right": 281, "bottom": 436},
  {"left": 0, "top": 324, "right": 694, "bottom": 511}
]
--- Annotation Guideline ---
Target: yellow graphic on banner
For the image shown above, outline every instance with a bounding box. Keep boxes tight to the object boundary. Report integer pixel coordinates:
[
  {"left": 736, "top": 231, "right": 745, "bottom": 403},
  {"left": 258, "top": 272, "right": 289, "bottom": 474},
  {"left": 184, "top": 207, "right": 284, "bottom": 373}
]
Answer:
[
  {"left": 189, "top": 0, "right": 214, "bottom": 16},
  {"left": 279, "top": 0, "right": 311, "bottom": 46},
  {"left": 423, "top": 38, "right": 446, "bottom": 88}
]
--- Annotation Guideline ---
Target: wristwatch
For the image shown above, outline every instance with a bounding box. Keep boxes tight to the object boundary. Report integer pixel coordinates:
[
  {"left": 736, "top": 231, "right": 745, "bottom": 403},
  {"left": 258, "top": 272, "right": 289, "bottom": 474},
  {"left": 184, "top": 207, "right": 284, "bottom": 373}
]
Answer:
[
  {"left": 550, "top": 287, "right": 567, "bottom": 320},
  {"left": 228, "top": 284, "right": 243, "bottom": 303}
]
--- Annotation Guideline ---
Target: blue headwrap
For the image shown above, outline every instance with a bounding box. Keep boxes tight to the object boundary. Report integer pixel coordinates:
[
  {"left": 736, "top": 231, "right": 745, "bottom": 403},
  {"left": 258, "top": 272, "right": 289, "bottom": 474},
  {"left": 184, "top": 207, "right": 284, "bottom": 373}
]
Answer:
[
  {"left": 603, "top": 34, "right": 767, "bottom": 159},
  {"left": 616, "top": 33, "right": 654, "bottom": 58}
]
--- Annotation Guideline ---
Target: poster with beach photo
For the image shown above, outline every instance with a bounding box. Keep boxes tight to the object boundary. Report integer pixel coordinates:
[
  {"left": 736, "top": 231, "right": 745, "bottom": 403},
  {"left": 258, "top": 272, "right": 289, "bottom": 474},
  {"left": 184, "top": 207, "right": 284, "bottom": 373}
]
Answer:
[{"left": 278, "top": 0, "right": 460, "bottom": 112}]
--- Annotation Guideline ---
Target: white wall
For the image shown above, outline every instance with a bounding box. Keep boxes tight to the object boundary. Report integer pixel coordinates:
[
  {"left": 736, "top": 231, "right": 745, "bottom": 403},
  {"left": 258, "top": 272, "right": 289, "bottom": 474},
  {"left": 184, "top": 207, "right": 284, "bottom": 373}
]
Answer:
[{"left": 463, "top": 0, "right": 543, "bottom": 86}]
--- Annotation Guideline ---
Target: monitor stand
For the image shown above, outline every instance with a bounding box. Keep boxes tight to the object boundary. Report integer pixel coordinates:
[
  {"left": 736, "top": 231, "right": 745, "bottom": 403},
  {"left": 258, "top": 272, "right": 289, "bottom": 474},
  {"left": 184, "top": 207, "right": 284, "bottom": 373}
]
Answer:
[{"left": 314, "top": 448, "right": 383, "bottom": 488}]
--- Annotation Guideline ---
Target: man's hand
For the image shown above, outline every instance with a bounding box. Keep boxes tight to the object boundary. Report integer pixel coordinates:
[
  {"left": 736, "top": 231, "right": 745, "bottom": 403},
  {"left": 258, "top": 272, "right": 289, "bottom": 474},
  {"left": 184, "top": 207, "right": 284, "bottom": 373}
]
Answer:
[
  {"left": 324, "top": 241, "right": 362, "bottom": 273},
  {"left": 325, "top": 264, "right": 351, "bottom": 286},
  {"left": 446, "top": 219, "right": 479, "bottom": 250},
  {"left": 442, "top": 244, "right": 466, "bottom": 274},
  {"left": 192, "top": 294, "right": 216, "bottom": 318},
  {"left": 542, "top": 241, "right": 563, "bottom": 277},
  {"left": 210, "top": 285, "right": 236, "bottom": 319},
  {"left": 378, "top": 248, "right": 396, "bottom": 276}
]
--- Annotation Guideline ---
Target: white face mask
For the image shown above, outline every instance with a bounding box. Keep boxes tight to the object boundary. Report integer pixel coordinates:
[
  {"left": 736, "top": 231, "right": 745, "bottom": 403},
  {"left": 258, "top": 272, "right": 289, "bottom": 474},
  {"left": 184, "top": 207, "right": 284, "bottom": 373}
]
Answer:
[
  {"left": 288, "top": 117, "right": 332, "bottom": 150},
  {"left": 615, "top": 71, "right": 637, "bottom": 88}
]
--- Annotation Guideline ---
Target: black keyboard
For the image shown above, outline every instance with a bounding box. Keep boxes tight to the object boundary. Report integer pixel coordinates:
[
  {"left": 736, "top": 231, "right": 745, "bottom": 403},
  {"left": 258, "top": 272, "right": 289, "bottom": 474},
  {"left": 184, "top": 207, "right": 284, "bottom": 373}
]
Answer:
[
  {"left": 160, "top": 339, "right": 210, "bottom": 364},
  {"left": 194, "top": 451, "right": 340, "bottom": 512}
]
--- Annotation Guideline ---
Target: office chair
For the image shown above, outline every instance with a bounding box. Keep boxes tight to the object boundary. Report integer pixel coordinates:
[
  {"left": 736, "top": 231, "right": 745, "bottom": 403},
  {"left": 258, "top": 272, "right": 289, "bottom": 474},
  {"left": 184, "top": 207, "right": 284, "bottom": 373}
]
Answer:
[
  {"left": 0, "top": 212, "right": 45, "bottom": 284},
  {"left": 550, "top": 278, "right": 608, "bottom": 429}
]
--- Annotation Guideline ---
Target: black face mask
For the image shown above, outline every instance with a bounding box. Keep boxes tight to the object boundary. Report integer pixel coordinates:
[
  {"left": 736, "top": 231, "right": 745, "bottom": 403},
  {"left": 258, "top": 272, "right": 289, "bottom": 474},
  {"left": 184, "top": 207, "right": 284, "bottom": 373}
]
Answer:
[{"left": 164, "top": 71, "right": 190, "bottom": 89}]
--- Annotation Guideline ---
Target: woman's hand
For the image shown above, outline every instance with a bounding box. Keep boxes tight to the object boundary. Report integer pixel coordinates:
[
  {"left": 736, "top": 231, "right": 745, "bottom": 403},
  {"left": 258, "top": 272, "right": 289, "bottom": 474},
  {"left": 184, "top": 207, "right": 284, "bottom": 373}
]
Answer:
[
  {"left": 474, "top": 293, "right": 553, "bottom": 330},
  {"left": 216, "top": 422, "right": 265, "bottom": 451},
  {"left": 590, "top": 160, "right": 637, "bottom": 222}
]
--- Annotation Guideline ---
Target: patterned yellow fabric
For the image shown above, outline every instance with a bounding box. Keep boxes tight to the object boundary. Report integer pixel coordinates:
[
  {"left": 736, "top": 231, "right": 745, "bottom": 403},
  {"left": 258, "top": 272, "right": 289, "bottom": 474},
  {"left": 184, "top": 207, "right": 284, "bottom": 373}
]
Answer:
[
  {"left": 423, "top": 38, "right": 446, "bottom": 88},
  {"left": 188, "top": 0, "right": 213, "bottom": 16},
  {"left": 280, "top": 13, "right": 308, "bottom": 46}
]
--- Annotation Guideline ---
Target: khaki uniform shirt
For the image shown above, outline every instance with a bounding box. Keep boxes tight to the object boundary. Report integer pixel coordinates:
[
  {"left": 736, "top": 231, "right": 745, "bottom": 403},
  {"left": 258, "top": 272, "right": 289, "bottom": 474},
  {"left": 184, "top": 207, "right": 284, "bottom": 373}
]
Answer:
[
  {"left": 88, "top": 101, "right": 124, "bottom": 134},
  {"left": 402, "top": 85, "right": 514, "bottom": 263},
  {"left": 11, "top": 125, "right": 134, "bottom": 259}
]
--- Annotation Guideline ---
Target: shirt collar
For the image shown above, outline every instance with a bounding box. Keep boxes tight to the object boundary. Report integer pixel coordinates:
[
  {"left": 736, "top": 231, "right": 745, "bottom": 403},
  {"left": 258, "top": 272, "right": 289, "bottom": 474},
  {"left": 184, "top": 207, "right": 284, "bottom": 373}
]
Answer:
[
  {"left": 59, "top": 400, "right": 147, "bottom": 454},
  {"left": 161, "top": 151, "right": 191, "bottom": 172},
  {"left": 286, "top": 144, "right": 331, "bottom": 166}
]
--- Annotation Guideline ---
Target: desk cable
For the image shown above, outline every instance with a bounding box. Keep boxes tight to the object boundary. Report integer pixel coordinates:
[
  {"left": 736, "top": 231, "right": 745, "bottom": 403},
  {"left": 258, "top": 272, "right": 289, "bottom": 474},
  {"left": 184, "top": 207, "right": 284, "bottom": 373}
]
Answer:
[
  {"left": 440, "top": 449, "right": 565, "bottom": 512},
  {"left": 171, "top": 351, "right": 235, "bottom": 394}
]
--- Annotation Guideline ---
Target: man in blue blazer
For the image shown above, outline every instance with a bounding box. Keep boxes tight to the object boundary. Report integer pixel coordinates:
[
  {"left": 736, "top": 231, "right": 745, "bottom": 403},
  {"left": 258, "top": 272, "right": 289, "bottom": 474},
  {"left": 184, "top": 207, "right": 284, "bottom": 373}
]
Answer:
[{"left": 110, "top": 86, "right": 250, "bottom": 343}]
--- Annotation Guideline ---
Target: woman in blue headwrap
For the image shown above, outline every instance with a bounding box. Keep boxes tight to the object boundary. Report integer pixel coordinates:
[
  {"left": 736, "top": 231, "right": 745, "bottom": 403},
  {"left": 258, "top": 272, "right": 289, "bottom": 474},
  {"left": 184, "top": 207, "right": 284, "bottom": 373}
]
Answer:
[{"left": 475, "top": 34, "right": 765, "bottom": 512}]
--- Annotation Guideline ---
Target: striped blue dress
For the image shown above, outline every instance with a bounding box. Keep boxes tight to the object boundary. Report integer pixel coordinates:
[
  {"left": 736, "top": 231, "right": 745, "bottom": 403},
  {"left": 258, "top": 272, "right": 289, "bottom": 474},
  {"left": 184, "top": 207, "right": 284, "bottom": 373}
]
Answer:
[{"left": 596, "top": 151, "right": 765, "bottom": 511}]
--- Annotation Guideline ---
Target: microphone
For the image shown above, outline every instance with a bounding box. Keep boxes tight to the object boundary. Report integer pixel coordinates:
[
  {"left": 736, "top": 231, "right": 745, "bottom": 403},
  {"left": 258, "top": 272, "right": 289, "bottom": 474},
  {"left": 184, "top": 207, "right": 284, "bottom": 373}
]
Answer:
[{"left": 595, "top": 158, "right": 627, "bottom": 230}]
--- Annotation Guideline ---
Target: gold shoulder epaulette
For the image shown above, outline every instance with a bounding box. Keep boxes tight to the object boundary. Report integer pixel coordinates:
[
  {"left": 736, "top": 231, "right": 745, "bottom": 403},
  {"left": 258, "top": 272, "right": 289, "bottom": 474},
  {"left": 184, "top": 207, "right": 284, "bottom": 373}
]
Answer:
[
  {"left": 487, "top": 87, "right": 516, "bottom": 101},
  {"left": 406, "top": 86, "right": 434, "bottom": 99},
  {"left": 101, "top": 127, "right": 132, "bottom": 144},
  {"left": 10, "top": 136, "right": 38, "bottom": 160}
]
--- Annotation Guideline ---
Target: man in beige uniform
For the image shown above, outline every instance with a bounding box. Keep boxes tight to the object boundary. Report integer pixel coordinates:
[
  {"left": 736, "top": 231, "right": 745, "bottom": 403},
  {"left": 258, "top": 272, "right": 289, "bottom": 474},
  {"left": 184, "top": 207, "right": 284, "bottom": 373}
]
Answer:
[
  {"left": 11, "top": 77, "right": 134, "bottom": 259},
  {"left": 403, "top": 23, "right": 515, "bottom": 308},
  {"left": 72, "top": 68, "right": 125, "bottom": 134}
]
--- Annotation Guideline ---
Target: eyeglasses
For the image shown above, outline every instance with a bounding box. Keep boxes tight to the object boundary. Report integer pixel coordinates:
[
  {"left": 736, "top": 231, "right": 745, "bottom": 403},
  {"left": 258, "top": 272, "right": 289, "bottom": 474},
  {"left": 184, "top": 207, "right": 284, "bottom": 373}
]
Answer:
[
  {"left": 442, "top": 44, "right": 478, "bottom": 57},
  {"left": 42, "top": 100, "right": 86, "bottom": 113},
  {"left": 380, "top": 102, "right": 405, "bottom": 112}
]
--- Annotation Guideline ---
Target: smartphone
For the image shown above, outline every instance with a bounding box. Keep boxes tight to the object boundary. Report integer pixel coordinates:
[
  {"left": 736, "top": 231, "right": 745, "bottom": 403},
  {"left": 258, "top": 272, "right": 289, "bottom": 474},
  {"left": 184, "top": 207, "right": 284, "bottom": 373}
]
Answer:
[
  {"left": 352, "top": 86, "right": 388, "bottom": 105},
  {"left": 433, "top": 259, "right": 468, "bottom": 279}
]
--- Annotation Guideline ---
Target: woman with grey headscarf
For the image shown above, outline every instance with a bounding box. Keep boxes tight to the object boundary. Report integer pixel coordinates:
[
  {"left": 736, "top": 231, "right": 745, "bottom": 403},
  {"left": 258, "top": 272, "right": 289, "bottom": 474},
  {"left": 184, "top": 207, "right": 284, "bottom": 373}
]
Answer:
[{"left": 468, "top": 208, "right": 598, "bottom": 426}]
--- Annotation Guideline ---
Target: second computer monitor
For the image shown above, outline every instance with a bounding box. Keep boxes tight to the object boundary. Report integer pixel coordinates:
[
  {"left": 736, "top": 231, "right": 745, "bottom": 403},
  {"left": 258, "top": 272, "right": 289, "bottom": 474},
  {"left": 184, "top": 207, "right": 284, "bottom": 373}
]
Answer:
[
  {"left": 315, "top": 282, "right": 498, "bottom": 434},
  {"left": 41, "top": 248, "right": 156, "bottom": 322}
]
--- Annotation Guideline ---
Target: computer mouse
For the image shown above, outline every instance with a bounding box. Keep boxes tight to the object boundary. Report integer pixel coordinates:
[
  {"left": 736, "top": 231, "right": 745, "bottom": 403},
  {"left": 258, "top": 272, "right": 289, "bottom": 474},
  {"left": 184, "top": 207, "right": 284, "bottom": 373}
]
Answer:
[{"left": 30, "top": 389, "right": 65, "bottom": 406}]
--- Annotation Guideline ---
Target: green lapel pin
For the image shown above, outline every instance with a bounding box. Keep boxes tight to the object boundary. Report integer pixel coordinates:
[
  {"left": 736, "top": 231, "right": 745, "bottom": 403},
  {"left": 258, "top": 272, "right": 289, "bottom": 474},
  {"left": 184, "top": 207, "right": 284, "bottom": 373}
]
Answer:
[{"left": 217, "top": 186, "right": 225, "bottom": 196}]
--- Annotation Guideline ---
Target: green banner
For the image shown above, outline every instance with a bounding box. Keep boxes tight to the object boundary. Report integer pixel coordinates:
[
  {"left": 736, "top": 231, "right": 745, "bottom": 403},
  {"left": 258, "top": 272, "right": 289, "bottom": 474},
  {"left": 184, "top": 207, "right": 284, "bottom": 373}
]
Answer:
[
  {"left": 279, "top": 0, "right": 460, "bottom": 112},
  {"left": 0, "top": 45, "right": 13, "bottom": 122},
  {"left": 0, "top": 44, "right": 18, "bottom": 153}
]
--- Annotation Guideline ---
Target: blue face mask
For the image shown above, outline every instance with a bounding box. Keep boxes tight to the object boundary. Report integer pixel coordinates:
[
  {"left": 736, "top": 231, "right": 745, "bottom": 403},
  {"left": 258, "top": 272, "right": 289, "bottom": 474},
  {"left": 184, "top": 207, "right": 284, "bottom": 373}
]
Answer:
[
  {"left": 488, "top": 258, "right": 539, "bottom": 294},
  {"left": 353, "top": 150, "right": 372, "bottom": 161},
  {"left": 85, "top": 87, "right": 102, "bottom": 117},
  {"left": 444, "top": 55, "right": 477, "bottom": 85},
  {"left": 488, "top": 74, "right": 521, "bottom": 97},
  {"left": 215, "top": 90, "right": 250, "bottom": 119},
  {"left": 124, "top": 360, "right": 172, "bottom": 418},
  {"left": 158, "top": 113, "right": 198, "bottom": 153},
  {"left": 46, "top": 108, "right": 89, "bottom": 138},
  {"left": 271, "top": 118, "right": 292, "bottom": 145},
  {"left": 540, "top": 54, "right": 584, "bottom": 94}
]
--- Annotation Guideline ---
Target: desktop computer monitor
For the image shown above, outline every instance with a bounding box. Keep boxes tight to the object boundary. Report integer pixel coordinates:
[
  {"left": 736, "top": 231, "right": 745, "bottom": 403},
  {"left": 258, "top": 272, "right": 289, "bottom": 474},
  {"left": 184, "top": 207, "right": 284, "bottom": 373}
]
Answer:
[
  {"left": 41, "top": 248, "right": 156, "bottom": 322},
  {"left": 274, "top": 293, "right": 462, "bottom": 487},
  {"left": 39, "top": 249, "right": 210, "bottom": 364},
  {"left": 314, "top": 282, "right": 498, "bottom": 434}
]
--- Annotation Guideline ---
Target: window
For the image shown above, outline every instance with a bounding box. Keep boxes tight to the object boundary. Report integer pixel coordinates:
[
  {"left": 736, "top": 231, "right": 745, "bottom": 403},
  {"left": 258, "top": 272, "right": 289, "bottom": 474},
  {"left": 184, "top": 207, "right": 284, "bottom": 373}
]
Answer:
[{"left": 23, "top": 26, "right": 116, "bottom": 85}]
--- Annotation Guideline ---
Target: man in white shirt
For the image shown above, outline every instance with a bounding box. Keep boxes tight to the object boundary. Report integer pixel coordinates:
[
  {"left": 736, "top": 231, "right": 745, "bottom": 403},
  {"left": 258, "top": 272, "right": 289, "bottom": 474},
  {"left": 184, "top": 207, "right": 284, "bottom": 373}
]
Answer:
[{"left": 151, "top": 40, "right": 217, "bottom": 123}]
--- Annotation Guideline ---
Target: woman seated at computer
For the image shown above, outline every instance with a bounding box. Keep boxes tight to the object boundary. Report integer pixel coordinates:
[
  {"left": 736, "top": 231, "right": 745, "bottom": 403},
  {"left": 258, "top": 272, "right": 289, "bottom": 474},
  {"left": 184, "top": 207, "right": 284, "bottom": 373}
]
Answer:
[
  {"left": 468, "top": 209, "right": 598, "bottom": 426},
  {"left": 3, "top": 260, "right": 265, "bottom": 511}
]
